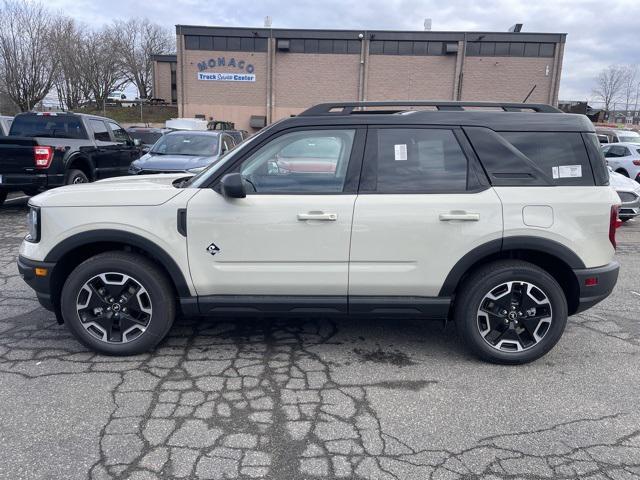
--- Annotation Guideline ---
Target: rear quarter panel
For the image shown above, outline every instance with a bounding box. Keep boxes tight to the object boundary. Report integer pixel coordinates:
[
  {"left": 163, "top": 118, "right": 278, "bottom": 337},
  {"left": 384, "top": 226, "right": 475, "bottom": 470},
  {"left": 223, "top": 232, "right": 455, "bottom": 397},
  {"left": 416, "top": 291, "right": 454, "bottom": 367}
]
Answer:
[{"left": 495, "top": 186, "right": 619, "bottom": 268}]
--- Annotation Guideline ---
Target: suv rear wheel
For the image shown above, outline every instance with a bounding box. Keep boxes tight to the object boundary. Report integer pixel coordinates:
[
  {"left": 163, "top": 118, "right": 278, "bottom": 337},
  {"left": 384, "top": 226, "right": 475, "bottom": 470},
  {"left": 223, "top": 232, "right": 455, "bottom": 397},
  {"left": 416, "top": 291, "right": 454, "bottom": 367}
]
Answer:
[
  {"left": 60, "top": 252, "right": 175, "bottom": 355},
  {"left": 454, "top": 260, "right": 568, "bottom": 364},
  {"left": 66, "top": 169, "right": 89, "bottom": 185}
]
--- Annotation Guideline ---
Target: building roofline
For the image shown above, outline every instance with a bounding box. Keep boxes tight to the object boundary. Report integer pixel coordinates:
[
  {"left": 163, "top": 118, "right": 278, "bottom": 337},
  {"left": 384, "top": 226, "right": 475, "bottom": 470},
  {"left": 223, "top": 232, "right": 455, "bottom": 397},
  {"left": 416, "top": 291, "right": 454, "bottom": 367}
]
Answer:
[
  {"left": 175, "top": 25, "right": 566, "bottom": 43},
  {"left": 152, "top": 54, "right": 177, "bottom": 62}
]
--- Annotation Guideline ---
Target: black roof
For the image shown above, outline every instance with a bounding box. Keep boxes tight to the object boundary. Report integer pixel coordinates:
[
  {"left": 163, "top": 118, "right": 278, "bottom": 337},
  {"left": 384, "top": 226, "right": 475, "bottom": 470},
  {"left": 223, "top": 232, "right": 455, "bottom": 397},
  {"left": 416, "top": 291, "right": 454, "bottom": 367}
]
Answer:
[
  {"left": 176, "top": 25, "right": 566, "bottom": 44},
  {"left": 273, "top": 101, "right": 594, "bottom": 133}
]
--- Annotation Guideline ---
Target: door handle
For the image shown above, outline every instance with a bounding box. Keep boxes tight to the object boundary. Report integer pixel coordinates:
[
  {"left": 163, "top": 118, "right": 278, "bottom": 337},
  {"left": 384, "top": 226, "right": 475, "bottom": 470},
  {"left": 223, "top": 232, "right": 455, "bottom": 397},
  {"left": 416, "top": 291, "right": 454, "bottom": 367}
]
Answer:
[
  {"left": 439, "top": 212, "right": 480, "bottom": 221},
  {"left": 297, "top": 212, "right": 337, "bottom": 221}
]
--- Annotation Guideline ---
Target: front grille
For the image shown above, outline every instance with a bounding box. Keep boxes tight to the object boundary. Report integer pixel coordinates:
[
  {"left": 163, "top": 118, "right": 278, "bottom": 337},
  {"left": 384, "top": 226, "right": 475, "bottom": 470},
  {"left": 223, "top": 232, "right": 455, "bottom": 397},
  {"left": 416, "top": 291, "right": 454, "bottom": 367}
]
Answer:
[{"left": 618, "top": 191, "right": 638, "bottom": 203}]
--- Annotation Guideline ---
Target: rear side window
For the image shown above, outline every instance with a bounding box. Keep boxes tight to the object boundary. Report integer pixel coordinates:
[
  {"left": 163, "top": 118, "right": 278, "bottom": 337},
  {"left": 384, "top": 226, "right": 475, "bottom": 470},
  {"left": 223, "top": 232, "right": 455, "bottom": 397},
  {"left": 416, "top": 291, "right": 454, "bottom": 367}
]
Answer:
[
  {"left": 366, "top": 128, "right": 468, "bottom": 193},
  {"left": 9, "top": 115, "right": 87, "bottom": 139},
  {"left": 89, "top": 120, "right": 111, "bottom": 142},
  {"left": 499, "top": 132, "right": 594, "bottom": 186}
]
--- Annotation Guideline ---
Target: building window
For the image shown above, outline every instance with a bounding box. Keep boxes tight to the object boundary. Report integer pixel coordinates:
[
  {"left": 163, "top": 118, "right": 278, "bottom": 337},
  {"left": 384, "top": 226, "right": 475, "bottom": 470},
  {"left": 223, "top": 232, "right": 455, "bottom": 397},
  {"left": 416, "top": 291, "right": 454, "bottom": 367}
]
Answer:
[
  {"left": 466, "top": 41, "right": 555, "bottom": 58},
  {"left": 369, "top": 40, "right": 446, "bottom": 56},
  {"left": 184, "top": 35, "right": 268, "bottom": 52}
]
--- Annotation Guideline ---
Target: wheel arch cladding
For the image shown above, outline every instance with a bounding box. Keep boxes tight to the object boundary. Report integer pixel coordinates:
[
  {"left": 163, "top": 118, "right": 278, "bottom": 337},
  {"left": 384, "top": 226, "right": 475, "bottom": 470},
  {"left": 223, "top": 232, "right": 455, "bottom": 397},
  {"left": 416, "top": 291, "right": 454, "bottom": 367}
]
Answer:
[
  {"left": 440, "top": 237, "right": 583, "bottom": 315},
  {"left": 66, "top": 155, "right": 94, "bottom": 180},
  {"left": 44, "top": 230, "right": 191, "bottom": 306}
]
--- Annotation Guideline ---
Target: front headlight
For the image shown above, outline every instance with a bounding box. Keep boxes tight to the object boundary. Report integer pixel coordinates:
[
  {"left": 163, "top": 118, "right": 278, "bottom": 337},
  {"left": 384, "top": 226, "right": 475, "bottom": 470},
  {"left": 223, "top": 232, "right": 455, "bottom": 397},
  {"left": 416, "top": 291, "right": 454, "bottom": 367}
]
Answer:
[{"left": 25, "top": 205, "right": 41, "bottom": 243}]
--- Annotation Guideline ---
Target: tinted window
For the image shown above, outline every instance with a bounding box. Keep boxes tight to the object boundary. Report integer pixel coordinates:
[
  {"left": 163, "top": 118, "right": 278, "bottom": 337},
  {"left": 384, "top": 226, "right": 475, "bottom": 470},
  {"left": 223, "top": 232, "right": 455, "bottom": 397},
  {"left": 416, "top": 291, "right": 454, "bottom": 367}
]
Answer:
[
  {"left": 9, "top": 114, "right": 87, "bottom": 139},
  {"left": 500, "top": 132, "right": 594, "bottom": 186},
  {"left": 151, "top": 133, "right": 219, "bottom": 156},
  {"left": 107, "top": 122, "right": 129, "bottom": 144},
  {"left": 128, "top": 130, "right": 163, "bottom": 146},
  {"left": 90, "top": 120, "right": 110, "bottom": 142},
  {"left": 239, "top": 130, "right": 355, "bottom": 193},
  {"left": 371, "top": 129, "right": 468, "bottom": 193}
]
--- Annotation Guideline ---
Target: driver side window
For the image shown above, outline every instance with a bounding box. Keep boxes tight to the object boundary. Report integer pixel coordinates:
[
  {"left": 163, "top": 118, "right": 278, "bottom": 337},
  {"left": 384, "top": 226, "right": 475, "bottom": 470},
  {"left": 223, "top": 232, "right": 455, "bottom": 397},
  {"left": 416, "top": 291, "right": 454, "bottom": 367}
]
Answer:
[{"left": 239, "top": 129, "right": 355, "bottom": 193}]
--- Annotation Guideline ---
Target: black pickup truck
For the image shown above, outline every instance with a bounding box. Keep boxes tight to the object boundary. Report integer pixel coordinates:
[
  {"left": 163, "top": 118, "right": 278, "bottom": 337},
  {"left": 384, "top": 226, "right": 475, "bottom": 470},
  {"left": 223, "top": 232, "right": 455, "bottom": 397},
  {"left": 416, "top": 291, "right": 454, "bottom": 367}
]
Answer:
[{"left": 0, "top": 112, "right": 142, "bottom": 206}]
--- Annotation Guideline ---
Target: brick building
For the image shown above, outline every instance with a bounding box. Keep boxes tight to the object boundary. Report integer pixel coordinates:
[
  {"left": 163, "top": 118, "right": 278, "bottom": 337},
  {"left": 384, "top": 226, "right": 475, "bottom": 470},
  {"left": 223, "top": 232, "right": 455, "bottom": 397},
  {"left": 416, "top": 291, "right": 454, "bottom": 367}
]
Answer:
[{"left": 153, "top": 25, "right": 566, "bottom": 132}]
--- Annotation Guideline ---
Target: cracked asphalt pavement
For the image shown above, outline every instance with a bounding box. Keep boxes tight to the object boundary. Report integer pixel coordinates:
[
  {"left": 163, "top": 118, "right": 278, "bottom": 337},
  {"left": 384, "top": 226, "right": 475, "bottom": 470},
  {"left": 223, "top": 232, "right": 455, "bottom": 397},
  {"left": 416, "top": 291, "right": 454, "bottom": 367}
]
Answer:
[{"left": 1, "top": 195, "right": 639, "bottom": 479}]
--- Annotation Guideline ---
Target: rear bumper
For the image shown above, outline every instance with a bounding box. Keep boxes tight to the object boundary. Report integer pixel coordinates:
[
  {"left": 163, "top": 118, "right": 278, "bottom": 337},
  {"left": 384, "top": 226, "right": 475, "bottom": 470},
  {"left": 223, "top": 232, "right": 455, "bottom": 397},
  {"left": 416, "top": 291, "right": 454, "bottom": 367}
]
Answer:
[
  {"left": 572, "top": 261, "right": 619, "bottom": 314},
  {"left": 17, "top": 255, "right": 57, "bottom": 311},
  {"left": 0, "top": 173, "right": 64, "bottom": 191}
]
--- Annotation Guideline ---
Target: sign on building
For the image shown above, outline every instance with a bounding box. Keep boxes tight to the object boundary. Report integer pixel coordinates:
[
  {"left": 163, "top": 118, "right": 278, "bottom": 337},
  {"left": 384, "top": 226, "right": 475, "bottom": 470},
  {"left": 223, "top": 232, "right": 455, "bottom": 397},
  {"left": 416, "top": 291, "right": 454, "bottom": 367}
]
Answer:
[{"left": 197, "top": 72, "right": 256, "bottom": 82}]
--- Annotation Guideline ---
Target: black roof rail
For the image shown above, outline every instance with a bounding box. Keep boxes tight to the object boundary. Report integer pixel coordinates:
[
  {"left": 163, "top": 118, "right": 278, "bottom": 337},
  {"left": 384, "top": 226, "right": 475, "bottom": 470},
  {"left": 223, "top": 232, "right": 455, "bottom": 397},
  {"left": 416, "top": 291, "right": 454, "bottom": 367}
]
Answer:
[{"left": 299, "top": 101, "right": 563, "bottom": 116}]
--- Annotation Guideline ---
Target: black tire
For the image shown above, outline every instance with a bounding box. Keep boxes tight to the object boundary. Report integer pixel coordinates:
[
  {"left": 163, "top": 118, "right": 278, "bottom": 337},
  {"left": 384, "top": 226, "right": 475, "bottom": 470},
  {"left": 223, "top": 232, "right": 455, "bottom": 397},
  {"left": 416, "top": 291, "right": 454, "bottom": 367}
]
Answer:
[
  {"left": 0, "top": 189, "right": 6, "bottom": 207},
  {"left": 615, "top": 169, "right": 629, "bottom": 178},
  {"left": 454, "top": 260, "right": 568, "bottom": 365},
  {"left": 22, "top": 188, "right": 40, "bottom": 197},
  {"left": 619, "top": 217, "right": 632, "bottom": 223},
  {"left": 60, "top": 252, "right": 175, "bottom": 355},
  {"left": 65, "top": 169, "right": 89, "bottom": 185}
]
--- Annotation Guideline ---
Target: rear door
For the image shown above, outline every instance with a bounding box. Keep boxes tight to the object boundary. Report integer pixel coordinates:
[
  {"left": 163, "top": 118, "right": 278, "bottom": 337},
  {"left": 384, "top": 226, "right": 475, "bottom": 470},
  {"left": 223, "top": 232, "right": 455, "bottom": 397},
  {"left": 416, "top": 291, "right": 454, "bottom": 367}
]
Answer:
[
  {"left": 87, "top": 119, "right": 118, "bottom": 179},
  {"left": 348, "top": 126, "right": 503, "bottom": 307}
]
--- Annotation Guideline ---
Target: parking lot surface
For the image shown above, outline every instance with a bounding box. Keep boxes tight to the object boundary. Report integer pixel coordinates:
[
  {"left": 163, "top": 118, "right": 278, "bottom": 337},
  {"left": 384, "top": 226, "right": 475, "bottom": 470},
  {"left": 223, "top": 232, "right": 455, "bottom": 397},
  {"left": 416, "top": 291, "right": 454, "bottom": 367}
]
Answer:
[{"left": 1, "top": 196, "right": 639, "bottom": 480}]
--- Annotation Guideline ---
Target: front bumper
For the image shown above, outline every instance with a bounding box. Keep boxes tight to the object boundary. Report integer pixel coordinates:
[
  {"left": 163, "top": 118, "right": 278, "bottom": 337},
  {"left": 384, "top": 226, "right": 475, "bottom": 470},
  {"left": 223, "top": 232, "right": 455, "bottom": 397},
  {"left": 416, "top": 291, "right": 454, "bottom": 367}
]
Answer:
[
  {"left": 618, "top": 191, "right": 640, "bottom": 219},
  {"left": 17, "top": 255, "right": 57, "bottom": 311},
  {"left": 572, "top": 261, "right": 619, "bottom": 314}
]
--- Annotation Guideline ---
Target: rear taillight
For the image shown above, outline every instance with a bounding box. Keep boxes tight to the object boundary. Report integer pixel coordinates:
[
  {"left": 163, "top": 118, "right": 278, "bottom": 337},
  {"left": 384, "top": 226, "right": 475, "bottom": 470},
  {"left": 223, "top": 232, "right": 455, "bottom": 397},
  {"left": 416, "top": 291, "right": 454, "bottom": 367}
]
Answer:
[
  {"left": 633, "top": 160, "right": 640, "bottom": 166},
  {"left": 609, "top": 205, "right": 620, "bottom": 249},
  {"left": 33, "top": 146, "right": 53, "bottom": 169}
]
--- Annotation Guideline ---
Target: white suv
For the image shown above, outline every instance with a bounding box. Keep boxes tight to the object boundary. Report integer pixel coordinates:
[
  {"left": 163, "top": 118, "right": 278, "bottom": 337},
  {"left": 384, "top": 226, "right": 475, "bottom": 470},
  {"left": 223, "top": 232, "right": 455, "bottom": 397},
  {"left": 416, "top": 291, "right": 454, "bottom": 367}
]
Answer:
[
  {"left": 18, "top": 101, "right": 620, "bottom": 364},
  {"left": 602, "top": 142, "right": 640, "bottom": 182}
]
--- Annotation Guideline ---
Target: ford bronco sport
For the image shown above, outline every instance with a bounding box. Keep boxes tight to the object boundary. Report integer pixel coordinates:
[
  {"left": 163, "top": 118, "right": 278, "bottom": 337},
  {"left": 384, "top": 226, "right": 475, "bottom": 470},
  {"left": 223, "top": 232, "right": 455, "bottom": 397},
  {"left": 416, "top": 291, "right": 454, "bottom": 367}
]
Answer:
[{"left": 17, "top": 101, "right": 620, "bottom": 364}]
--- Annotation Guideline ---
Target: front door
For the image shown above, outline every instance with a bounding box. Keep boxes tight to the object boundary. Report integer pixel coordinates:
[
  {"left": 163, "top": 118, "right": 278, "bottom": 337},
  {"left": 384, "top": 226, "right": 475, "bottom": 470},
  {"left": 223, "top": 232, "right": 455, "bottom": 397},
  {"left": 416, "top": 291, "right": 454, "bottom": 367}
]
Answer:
[
  {"left": 107, "top": 121, "right": 140, "bottom": 176},
  {"left": 349, "top": 126, "right": 503, "bottom": 305},
  {"left": 186, "top": 127, "right": 365, "bottom": 310}
]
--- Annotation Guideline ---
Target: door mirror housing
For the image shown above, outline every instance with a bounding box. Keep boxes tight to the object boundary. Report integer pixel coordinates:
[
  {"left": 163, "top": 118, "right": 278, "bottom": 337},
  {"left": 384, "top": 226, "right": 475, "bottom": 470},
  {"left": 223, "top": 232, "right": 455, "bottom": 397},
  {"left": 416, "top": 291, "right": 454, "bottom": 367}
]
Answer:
[
  {"left": 220, "top": 173, "right": 246, "bottom": 198},
  {"left": 133, "top": 138, "right": 143, "bottom": 147}
]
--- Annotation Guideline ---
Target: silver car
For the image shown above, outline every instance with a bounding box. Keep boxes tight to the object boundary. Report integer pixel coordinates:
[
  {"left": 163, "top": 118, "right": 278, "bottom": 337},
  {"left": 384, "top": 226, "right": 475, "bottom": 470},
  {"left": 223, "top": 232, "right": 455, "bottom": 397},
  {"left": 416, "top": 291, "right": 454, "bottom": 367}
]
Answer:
[{"left": 610, "top": 167, "right": 640, "bottom": 222}]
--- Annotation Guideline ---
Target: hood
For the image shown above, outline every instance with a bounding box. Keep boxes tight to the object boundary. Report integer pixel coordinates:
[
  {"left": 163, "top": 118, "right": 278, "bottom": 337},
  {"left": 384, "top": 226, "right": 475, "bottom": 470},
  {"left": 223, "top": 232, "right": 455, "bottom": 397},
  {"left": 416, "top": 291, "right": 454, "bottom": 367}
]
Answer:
[
  {"left": 30, "top": 173, "right": 192, "bottom": 208},
  {"left": 609, "top": 170, "right": 640, "bottom": 192},
  {"left": 131, "top": 153, "right": 220, "bottom": 172}
]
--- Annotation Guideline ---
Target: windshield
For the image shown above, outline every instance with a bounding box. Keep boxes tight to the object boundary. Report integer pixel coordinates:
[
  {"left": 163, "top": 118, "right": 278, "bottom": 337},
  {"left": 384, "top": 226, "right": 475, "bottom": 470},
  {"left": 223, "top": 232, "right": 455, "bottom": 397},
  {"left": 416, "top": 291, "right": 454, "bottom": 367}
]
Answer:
[
  {"left": 151, "top": 133, "right": 219, "bottom": 156},
  {"left": 9, "top": 114, "right": 87, "bottom": 139},
  {"left": 129, "top": 131, "right": 163, "bottom": 145}
]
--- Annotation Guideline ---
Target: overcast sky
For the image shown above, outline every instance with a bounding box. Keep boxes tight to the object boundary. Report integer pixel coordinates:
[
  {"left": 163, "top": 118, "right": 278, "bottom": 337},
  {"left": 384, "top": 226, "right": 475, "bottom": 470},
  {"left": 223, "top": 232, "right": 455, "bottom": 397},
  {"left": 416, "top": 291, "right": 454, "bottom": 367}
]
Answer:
[{"left": 46, "top": 0, "right": 639, "bottom": 102}]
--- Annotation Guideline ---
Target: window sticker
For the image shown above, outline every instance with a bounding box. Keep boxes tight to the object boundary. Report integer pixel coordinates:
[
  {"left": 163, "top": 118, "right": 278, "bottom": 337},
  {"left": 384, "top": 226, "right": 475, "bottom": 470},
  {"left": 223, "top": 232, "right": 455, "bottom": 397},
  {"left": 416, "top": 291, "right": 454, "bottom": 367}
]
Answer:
[
  {"left": 394, "top": 144, "right": 407, "bottom": 161},
  {"left": 558, "top": 165, "right": 582, "bottom": 178},
  {"left": 552, "top": 166, "right": 559, "bottom": 179}
]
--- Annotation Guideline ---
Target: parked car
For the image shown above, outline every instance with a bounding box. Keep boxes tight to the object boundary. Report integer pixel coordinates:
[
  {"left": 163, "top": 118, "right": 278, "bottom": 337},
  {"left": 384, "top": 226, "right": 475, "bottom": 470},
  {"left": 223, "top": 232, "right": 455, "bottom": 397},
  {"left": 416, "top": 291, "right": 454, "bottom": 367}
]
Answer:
[
  {"left": 128, "top": 130, "right": 236, "bottom": 175},
  {"left": 609, "top": 167, "right": 640, "bottom": 222},
  {"left": 0, "top": 112, "right": 142, "bottom": 206},
  {"left": 595, "top": 126, "right": 640, "bottom": 144},
  {"left": 0, "top": 115, "right": 13, "bottom": 136},
  {"left": 17, "top": 101, "right": 619, "bottom": 365},
  {"left": 602, "top": 142, "right": 640, "bottom": 181},
  {"left": 107, "top": 91, "right": 127, "bottom": 102},
  {"left": 126, "top": 127, "right": 170, "bottom": 150}
]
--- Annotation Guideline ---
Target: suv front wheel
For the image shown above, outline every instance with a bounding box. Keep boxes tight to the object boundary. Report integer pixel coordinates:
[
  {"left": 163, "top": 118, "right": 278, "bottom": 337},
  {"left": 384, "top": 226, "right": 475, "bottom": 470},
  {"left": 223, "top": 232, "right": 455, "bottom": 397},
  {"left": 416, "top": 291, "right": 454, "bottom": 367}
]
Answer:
[
  {"left": 60, "top": 252, "right": 175, "bottom": 355},
  {"left": 454, "top": 260, "right": 568, "bottom": 364}
]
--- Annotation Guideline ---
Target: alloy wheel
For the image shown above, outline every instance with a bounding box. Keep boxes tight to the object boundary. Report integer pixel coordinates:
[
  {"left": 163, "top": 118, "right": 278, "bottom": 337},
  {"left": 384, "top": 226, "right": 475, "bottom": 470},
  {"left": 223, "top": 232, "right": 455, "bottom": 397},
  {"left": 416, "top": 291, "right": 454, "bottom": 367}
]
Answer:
[
  {"left": 76, "top": 272, "right": 152, "bottom": 344},
  {"left": 476, "top": 281, "right": 552, "bottom": 352}
]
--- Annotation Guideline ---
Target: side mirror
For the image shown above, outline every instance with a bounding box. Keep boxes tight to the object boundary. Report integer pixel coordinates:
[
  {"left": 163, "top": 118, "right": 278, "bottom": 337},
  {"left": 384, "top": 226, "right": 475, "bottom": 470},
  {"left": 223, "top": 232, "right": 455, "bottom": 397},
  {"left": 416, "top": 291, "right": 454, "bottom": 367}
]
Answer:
[
  {"left": 133, "top": 138, "right": 142, "bottom": 147},
  {"left": 220, "top": 173, "right": 246, "bottom": 198}
]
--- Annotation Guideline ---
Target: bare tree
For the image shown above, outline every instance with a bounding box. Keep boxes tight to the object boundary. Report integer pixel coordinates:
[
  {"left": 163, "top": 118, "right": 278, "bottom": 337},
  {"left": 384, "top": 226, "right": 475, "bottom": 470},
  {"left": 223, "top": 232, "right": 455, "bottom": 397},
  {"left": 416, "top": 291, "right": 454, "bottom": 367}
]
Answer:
[
  {"left": 53, "top": 18, "right": 91, "bottom": 110},
  {"left": 80, "top": 27, "right": 127, "bottom": 109},
  {"left": 621, "top": 64, "right": 638, "bottom": 112},
  {"left": 112, "top": 18, "right": 174, "bottom": 99},
  {"left": 593, "top": 65, "right": 627, "bottom": 113},
  {"left": 0, "top": 1, "right": 60, "bottom": 111}
]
